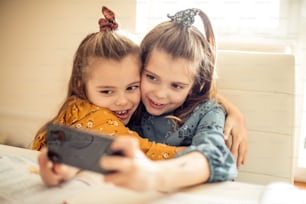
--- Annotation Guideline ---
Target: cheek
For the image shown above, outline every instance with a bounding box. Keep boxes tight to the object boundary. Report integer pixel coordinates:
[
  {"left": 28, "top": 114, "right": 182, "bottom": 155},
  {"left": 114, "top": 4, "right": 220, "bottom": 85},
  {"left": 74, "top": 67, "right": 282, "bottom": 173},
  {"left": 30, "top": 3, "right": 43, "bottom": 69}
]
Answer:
[
  {"left": 133, "top": 91, "right": 141, "bottom": 104},
  {"left": 171, "top": 91, "right": 190, "bottom": 103},
  {"left": 91, "top": 98, "right": 111, "bottom": 108},
  {"left": 125, "top": 89, "right": 141, "bottom": 107},
  {"left": 140, "top": 80, "right": 150, "bottom": 95}
]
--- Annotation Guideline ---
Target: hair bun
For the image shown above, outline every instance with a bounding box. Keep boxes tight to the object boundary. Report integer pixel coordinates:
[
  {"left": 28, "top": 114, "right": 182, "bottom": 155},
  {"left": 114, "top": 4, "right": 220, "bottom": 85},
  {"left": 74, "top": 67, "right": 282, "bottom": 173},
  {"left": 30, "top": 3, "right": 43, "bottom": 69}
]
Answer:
[{"left": 99, "top": 6, "right": 118, "bottom": 31}]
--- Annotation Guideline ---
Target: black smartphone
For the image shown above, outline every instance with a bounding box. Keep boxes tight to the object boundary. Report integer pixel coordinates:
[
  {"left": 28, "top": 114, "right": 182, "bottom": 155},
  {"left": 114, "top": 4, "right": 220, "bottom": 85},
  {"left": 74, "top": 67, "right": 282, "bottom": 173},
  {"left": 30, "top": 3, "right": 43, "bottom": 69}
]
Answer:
[{"left": 46, "top": 123, "right": 121, "bottom": 174}]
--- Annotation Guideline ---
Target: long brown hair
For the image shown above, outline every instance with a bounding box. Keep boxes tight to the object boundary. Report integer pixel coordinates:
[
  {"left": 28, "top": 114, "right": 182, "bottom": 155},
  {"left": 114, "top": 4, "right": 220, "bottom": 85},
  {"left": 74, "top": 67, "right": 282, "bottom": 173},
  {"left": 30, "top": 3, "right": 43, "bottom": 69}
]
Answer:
[{"left": 140, "top": 8, "right": 216, "bottom": 126}]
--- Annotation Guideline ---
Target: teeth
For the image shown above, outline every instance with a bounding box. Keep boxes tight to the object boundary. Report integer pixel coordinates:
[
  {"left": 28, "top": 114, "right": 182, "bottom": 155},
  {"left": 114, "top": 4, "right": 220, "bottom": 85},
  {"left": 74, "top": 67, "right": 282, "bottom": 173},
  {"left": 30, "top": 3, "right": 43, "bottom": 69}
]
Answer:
[
  {"left": 153, "top": 101, "right": 163, "bottom": 106},
  {"left": 116, "top": 110, "right": 127, "bottom": 115}
]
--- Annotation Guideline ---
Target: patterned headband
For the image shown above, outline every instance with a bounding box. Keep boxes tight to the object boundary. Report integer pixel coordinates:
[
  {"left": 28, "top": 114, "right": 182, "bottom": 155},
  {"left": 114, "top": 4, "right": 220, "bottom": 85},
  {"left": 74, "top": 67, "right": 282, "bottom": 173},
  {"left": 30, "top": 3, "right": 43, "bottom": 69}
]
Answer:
[
  {"left": 99, "top": 6, "right": 118, "bottom": 31},
  {"left": 167, "top": 8, "right": 200, "bottom": 28}
]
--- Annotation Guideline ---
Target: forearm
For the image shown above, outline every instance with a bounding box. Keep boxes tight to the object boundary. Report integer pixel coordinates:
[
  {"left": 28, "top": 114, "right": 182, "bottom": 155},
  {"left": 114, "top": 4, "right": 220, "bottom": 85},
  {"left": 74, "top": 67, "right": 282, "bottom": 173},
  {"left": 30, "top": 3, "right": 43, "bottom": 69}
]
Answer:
[
  {"left": 155, "top": 151, "right": 210, "bottom": 191},
  {"left": 216, "top": 93, "right": 245, "bottom": 126},
  {"left": 102, "top": 138, "right": 208, "bottom": 192},
  {"left": 216, "top": 94, "right": 248, "bottom": 167},
  {"left": 178, "top": 106, "right": 238, "bottom": 182}
]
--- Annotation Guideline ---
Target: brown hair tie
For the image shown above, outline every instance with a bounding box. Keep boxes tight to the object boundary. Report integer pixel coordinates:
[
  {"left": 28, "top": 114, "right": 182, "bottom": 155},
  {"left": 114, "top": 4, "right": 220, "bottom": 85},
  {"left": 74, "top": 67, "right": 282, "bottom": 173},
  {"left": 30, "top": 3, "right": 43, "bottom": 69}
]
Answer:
[{"left": 99, "top": 6, "right": 118, "bottom": 31}]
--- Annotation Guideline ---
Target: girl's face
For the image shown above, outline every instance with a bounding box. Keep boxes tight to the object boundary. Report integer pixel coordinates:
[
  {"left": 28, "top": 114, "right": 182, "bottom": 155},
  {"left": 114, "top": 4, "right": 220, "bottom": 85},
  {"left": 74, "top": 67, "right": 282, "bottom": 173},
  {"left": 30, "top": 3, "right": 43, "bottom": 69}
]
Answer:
[
  {"left": 141, "top": 49, "right": 195, "bottom": 116},
  {"left": 85, "top": 55, "right": 141, "bottom": 125}
]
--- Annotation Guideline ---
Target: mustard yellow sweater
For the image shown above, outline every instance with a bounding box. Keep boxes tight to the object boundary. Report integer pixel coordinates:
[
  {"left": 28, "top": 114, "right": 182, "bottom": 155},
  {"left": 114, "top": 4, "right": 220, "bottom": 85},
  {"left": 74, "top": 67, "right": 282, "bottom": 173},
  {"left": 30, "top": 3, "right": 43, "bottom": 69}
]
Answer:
[{"left": 32, "top": 96, "right": 177, "bottom": 160}]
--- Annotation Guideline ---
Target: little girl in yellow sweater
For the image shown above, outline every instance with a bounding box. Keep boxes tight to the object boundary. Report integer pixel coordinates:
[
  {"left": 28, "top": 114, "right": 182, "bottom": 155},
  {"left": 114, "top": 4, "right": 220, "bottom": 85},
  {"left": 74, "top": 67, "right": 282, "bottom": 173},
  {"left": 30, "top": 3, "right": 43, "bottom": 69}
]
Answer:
[{"left": 32, "top": 6, "right": 177, "bottom": 161}]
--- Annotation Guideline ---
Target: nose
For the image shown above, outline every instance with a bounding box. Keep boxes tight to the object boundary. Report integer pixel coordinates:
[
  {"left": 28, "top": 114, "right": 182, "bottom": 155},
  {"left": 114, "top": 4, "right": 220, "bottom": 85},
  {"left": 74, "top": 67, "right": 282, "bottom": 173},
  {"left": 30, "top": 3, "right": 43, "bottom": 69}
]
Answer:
[
  {"left": 154, "top": 86, "right": 167, "bottom": 99},
  {"left": 115, "top": 93, "right": 129, "bottom": 106}
]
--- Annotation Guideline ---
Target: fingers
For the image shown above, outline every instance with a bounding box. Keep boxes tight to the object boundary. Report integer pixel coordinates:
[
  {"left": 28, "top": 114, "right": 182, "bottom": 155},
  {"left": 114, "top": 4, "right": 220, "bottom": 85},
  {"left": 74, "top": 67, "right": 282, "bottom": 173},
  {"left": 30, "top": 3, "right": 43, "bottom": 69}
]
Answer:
[
  {"left": 236, "top": 139, "right": 248, "bottom": 169},
  {"left": 111, "top": 137, "right": 140, "bottom": 158},
  {"left": 101, "top": 156, "right": 135, "bottom": 173},
  {"left": 223, "top": 120, "right": 232, "bottom": 141},
  {"left": 236, "top": 154, "right": 243, "bottom": 169},
  {"left": 38, "top": 148, "right": 55, "bottom": 174},
  {"left": 230, "top": 132, "right": 248, "bottom": 169},
  {"left": 223, "top": 110, "right": 248, "bottom": 168},
  {"left": 225, "top": 136, "right": 232, "bottom": 152},
  {"left": 38, "top": 148, "right": 49, "bottom": 168},
  {"left": 38, "top": 148, "right": 63, "bottom": 186},
  {"left": 101, "top": 137, "right": 153, "bottom": 191},
  {"left": 38, "top": 148, "right": 78, "bottom": 186},
  {"left": 230, "top": 134, "right": 239, "bottom": 158},
  {"left": 100, "top": 137, "right": 144, "bottom": 172},
  {"left": 53, "top": 163, "right": 80, "bottom": 180}
]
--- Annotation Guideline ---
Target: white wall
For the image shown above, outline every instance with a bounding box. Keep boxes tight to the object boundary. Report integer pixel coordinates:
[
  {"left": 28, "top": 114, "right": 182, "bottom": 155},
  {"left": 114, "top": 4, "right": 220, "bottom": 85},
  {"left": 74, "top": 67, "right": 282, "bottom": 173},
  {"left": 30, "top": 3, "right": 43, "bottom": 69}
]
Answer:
[{"left": 0, "top": 0, "right": 137, "bottom": 147}]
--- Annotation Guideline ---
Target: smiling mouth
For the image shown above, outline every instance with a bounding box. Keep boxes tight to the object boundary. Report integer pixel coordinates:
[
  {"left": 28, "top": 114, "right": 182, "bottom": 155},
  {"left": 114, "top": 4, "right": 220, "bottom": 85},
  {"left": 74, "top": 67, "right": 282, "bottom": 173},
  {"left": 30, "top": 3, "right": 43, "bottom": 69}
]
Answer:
[
  {"left": 148, "top": 98, "right": 165, "bottom": 109},
  {"left": 113, "top": 110, "right": 130, "bottom": 119}
]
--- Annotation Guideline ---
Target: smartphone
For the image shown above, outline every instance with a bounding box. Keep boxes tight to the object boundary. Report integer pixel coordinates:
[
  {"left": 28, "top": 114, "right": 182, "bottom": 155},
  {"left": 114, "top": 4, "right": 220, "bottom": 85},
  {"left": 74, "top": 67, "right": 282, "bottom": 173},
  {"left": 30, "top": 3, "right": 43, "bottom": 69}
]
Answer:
[{"left": 46, "top": 123, "right": 121, "bottom": 174}]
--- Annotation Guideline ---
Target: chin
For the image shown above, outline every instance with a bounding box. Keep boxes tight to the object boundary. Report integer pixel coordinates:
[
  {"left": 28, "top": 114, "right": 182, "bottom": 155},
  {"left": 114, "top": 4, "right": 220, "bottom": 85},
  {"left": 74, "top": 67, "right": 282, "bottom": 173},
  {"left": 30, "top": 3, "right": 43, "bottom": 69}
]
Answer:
[
  {"left": 122, "top": 118, "right": 130, "bottom": 125},
  {"left": 146, "top": 108, "right": 164, "bottom": 116}
]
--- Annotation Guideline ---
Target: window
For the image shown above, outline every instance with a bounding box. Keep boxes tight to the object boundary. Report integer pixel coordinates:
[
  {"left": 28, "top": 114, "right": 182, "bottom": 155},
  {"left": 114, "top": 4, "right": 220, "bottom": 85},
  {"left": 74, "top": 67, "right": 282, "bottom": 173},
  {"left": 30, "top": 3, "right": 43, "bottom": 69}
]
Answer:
[{"left": 136, "top": 0, "right": 288, "bottom": 41}]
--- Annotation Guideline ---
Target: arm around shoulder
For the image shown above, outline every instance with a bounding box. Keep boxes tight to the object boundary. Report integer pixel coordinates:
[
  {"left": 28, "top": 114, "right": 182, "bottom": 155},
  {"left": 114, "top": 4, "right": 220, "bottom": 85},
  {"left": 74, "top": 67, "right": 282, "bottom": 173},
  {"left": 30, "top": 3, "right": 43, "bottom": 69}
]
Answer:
[
  {"left": 216, "top": 94, "right": 248, "bottom": 168},
  {"left": 177, "top": 103, "right": 237, "bottom": 182}
]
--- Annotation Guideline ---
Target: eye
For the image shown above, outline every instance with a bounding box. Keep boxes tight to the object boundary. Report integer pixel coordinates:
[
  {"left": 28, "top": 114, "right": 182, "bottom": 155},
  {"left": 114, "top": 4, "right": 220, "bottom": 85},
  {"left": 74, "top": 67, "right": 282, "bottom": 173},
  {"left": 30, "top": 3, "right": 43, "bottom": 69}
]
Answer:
[
  {"left": 145, "top": 73, "right": 157, "bottom": 81},
  {"left": 127, "top": 85, "right": 139, "bottom": 91},
  {"left": 99, "top": 90, "right": 113, "bottom": 95},
  {"left": 171, "top": 83, "right": 184, "bottom": 90}
]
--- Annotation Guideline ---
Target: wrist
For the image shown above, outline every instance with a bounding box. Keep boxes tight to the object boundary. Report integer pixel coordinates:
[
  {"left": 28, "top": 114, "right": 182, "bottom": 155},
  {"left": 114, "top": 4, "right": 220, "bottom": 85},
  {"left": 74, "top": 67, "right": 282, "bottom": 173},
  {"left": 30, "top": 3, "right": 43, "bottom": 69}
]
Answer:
[{"left": 154, "top": 161, "right": 170, "bottom": 192}]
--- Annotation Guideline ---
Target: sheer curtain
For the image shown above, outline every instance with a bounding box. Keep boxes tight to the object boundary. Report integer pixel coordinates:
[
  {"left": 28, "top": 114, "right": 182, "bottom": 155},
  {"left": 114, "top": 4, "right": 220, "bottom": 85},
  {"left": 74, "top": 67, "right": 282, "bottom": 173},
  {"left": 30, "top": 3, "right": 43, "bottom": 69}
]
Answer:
[{"left": 136, "top": 0, "right": 306, "bottom": 181}]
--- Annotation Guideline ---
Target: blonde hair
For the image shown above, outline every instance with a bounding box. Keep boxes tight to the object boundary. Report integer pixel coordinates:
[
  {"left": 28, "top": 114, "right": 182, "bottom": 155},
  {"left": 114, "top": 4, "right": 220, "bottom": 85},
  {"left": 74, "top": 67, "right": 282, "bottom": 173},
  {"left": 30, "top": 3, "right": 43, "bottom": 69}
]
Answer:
[
  {"left": 140, "top": 9, "right": 216, "bottom": 125},
  {"left": 32, "top": 31, "right": 140, "bottom": 150},
  {"left": 69, "top": 31, "right": 140, "bottom": 100}
]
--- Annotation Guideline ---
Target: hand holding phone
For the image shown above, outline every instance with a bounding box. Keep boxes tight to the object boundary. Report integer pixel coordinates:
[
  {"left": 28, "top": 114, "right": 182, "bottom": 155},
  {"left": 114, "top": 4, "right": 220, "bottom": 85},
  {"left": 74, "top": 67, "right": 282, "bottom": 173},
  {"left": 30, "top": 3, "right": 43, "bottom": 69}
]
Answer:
[{"left": 46, "top": 123, "right": 121, "bottom": 174}]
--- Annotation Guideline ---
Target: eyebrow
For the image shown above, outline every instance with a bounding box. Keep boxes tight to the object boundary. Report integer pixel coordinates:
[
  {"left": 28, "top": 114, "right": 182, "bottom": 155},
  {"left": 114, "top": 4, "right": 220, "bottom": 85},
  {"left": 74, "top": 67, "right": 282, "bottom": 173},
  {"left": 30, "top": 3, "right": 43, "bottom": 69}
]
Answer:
[
  {"left": 96, "top": 85, "right": 114, "bottom": 89},
  {"left": 128, "top": 81, "right": 141, "bottom": 86},
  {"left": 172, "top": 81, "right": 190, "bottom": 86},
  {"left": 96, "top": 81, "right": 140, "bottom": 89},
  {"left": 144, "top": 69, "right": 190, "bottom": 86}
]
